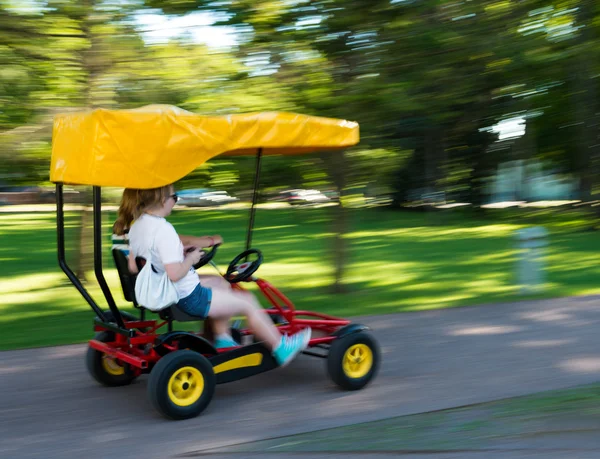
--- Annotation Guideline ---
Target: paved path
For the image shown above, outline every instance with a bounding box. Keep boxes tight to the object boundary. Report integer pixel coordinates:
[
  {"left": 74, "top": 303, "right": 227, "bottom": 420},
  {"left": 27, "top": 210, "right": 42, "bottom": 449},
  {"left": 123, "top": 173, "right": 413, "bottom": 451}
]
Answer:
[{"left": 1, "top": 296, "right": 600, "bottom": 459}]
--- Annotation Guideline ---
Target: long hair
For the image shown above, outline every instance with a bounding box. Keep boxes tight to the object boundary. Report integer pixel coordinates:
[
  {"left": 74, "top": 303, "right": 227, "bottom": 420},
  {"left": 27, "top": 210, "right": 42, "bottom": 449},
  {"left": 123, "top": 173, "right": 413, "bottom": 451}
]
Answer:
[{"left": 113, "top": 185, "right": 172, "bottom": 235}]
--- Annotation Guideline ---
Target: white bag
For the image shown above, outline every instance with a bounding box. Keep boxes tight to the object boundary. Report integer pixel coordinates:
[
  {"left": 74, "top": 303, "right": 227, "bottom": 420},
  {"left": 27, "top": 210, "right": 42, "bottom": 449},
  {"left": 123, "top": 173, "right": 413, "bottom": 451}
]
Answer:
[{"left": 134, "top": 233, "right": 179, "bottom": 312}]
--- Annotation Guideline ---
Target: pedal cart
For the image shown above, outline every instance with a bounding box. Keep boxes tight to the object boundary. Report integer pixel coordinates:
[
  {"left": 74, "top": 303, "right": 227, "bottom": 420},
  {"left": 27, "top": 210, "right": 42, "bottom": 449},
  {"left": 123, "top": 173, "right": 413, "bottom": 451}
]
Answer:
[{"left": 50, "top": 105, "right": 380, "bottom": 419}]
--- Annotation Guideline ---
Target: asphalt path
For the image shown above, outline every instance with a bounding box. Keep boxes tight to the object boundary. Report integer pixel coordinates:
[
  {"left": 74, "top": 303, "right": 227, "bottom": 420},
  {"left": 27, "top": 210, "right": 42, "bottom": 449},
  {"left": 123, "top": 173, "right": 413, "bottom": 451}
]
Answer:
[{"left": 2, "top": 296, "right": 600, "bottom": 459}]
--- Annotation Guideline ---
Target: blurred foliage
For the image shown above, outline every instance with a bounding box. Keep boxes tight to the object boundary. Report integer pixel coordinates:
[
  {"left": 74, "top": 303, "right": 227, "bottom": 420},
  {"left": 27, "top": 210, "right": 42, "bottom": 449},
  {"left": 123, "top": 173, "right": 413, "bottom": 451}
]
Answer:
[{"left": 1, "top": 0, "right": 600, "bottom": 206}]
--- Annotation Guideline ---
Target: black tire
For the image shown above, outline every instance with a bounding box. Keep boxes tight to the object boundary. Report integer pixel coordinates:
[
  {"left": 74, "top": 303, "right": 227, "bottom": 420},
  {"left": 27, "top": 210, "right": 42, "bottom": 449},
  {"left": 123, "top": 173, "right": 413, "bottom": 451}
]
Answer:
[
  {"left": 148, "top": 350, "right": 215, "bottom": 420},
  {"left": 327, "top": 332, "right": 380, "bottom": 391},
  {"left": 86, "top": 331, "right": 137, "bottom": 387}
]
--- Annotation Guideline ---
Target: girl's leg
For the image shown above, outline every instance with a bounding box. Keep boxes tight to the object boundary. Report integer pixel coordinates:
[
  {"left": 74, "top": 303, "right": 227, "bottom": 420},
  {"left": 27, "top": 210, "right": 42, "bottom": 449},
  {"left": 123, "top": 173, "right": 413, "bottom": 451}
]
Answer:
[
  {"left": 198, "top": 275, "right": 233, "bottom": 336},
  {"left": 208, "top": 289, "right": 281, "bottom": 350},
  {"left": 198, "top": 274, "right": 230, "bottom": 291}
]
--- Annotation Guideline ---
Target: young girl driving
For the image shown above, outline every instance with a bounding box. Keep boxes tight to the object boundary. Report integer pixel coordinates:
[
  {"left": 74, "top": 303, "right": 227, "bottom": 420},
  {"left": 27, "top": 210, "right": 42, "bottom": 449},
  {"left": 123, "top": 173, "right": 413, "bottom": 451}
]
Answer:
[{"left": 113, "top": 185, "right": 311, "bottom": 367}]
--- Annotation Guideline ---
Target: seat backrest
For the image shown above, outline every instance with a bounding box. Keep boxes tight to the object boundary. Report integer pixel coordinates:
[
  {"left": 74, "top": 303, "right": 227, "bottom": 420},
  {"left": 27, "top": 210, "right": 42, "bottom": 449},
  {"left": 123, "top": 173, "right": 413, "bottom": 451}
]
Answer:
[
  {"left": 113, "top": 248, "right": 202, "bottom": 323},
  {"left": 112, "top": 248, "right": 138, "bottom": 304}
]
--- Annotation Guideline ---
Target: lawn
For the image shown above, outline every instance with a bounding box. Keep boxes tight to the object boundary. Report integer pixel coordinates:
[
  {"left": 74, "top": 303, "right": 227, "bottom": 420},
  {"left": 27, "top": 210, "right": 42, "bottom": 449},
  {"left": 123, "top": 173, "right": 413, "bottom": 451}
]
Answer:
[
  {"left": 211, "top": 383, "right": 600, "bottom": 454},
  {"left": 1, "top": 205, "right": 600, "bottom": 350}
]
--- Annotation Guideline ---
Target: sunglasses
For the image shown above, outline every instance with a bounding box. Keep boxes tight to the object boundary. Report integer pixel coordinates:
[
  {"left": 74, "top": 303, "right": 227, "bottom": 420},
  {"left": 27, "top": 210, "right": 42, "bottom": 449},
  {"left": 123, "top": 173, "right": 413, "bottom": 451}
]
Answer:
[{"left": 169, "top": 193, "right": 179, "bottom": 203}]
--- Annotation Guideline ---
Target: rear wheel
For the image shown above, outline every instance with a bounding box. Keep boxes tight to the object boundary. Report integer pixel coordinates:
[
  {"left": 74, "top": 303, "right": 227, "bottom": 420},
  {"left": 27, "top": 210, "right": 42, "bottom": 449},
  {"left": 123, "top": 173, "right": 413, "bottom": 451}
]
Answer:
[
  {"left": 327, "top": 332, "right": 380, "bottom": 391},
  {"left": 148, "top": 350, "right": 215, "bottom": 420},
  {"left": 86, "top": 331, "right": 137, "bottom": 387}
]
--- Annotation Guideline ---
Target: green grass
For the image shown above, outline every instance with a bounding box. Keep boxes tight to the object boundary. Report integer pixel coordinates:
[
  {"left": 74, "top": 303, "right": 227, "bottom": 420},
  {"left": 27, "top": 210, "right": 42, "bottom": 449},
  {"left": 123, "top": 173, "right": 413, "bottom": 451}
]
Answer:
[
  {"left": 208, "top": 383, "right": 600, "bottom": 453},
  {"left": 1, "top": 206, "right": 600, "bottom": 350}
]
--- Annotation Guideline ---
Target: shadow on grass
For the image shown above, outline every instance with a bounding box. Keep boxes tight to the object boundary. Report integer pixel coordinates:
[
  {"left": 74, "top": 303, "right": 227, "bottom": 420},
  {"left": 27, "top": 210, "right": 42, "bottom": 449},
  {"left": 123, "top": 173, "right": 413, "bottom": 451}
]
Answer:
[{"left": 2, "top": 208, "right": 600, "bottom": 349}]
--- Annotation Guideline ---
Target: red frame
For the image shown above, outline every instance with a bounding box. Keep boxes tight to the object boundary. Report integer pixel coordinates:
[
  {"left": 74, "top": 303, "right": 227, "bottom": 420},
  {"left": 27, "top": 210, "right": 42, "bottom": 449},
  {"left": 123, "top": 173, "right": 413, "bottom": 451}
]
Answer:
[{"left": 91, "top": 277, "right": 350, "bottom": 372}]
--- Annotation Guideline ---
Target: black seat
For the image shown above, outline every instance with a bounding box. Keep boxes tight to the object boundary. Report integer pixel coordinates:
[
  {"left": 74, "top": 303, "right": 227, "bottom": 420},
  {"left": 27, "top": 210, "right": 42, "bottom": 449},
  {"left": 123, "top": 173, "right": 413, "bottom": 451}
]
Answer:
[
  {"left": 157, "top": 304, "right": 203, "bottom": 322},
  {"left": 112, "top": 247, "right": 138, "bottom": 305},
  {"left": 111, "top": 248, "right": 201, "bottom": 323}
]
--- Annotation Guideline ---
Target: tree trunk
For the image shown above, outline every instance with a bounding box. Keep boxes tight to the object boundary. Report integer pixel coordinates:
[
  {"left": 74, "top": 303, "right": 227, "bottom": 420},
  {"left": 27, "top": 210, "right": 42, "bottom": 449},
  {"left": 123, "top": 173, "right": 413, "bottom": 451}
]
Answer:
[
  {"left": 74, "top": 188, "right": 94, "bottom": 282},
  {"left": 468, "top": 131, "right": 494, "bottom": 211},
  {"left": 571, "top": 1, "right": 600, "bottom": 203}
]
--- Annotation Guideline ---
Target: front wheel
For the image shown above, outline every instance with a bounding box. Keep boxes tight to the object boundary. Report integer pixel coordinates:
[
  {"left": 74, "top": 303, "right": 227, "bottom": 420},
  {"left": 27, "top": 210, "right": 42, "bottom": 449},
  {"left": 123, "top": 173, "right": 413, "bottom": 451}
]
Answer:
[
  {"left": 148, "top": 350, "right": 215, "bottom": 420},
  {"left": 86, "top": 331, "right": 137, "bottom": 387},
  {"left": 327, "top": 331, "right": 380, "bottom": 391}
]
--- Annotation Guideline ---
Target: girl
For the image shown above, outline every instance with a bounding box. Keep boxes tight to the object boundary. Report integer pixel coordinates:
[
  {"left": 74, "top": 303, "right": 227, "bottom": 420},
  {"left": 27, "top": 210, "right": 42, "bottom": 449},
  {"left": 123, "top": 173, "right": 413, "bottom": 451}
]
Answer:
[{"left": 113, "top": 185, "right": 311, "bottom": 366}]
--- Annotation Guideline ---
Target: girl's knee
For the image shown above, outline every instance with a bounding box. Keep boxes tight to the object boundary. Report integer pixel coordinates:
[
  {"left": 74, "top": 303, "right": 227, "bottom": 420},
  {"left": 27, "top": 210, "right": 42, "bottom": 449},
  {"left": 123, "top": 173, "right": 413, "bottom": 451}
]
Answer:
[
  {"left": 228, "top": 294, "right": 251, "bottom": 313},
  {"left": 199, "top": 275, "right": 230, "bottom": 290},
  {"left": 237, "top": 290, "right": 259, "bottom": 303}
]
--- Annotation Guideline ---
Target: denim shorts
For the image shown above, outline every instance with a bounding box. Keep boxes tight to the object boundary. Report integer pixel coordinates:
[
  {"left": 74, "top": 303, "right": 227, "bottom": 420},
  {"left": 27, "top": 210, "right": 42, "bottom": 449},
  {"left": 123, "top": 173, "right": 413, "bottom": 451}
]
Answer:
[{"left": 176, "top": 284, "right": 212, "bottom": 319}]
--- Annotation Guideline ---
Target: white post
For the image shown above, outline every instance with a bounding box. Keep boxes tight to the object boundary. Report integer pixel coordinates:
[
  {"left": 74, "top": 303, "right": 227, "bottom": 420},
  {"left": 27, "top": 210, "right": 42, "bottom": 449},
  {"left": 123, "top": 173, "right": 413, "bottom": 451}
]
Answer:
[{"left": 515, "top": 226, "right": 548, "bottom": 294}]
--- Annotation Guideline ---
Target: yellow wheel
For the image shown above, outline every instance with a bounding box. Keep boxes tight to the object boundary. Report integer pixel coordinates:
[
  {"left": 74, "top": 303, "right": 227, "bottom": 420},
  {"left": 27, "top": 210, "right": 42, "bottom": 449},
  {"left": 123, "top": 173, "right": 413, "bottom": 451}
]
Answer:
[
  {"left": 327, "top": 331, "right": 380, "bottom": 390},
  {"left": 167, "top": 366, "right": 205, "bottom": 407},
  {"left": 86, "top": 331, "right": 136, "bottom": 387},
  {"left": 342, "top": 344, "right": 374, "bottom": 379},
  {"left": 148, "top": 350, "right": 215, "bottom": 420},
  {"left": 101, "top": 356, "right": 126, "bottom": 376}
]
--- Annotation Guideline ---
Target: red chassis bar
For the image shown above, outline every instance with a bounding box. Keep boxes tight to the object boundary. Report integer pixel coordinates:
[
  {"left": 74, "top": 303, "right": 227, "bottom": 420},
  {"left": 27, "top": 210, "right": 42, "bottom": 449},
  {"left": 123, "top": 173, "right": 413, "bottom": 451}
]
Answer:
[
  {"left": 89, "top": 338, "right": 149, "bottom": 369},
  {"left": 90, "top": 277, "right": 350, "bottom": 368},
  {"left": 239, "top": 278, "right": 350, "bottom": 338}
]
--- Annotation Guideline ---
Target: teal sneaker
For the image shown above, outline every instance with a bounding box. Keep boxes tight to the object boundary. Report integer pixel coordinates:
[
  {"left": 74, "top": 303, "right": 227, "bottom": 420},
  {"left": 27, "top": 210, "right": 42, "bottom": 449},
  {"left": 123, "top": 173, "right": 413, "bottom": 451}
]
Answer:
[
  {"left": 273, "top": 327, "right": 311, "bottom": 367},
  {"left": 214, "top": 335, "right": 239, "bottom": 349}
]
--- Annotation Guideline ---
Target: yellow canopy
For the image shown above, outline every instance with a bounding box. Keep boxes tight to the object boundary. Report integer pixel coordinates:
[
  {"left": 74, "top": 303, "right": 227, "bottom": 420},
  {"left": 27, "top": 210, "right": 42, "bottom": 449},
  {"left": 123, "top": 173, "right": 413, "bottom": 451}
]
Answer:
[{"left": 50, "top": 105, "right": 359, "bottom": 188}]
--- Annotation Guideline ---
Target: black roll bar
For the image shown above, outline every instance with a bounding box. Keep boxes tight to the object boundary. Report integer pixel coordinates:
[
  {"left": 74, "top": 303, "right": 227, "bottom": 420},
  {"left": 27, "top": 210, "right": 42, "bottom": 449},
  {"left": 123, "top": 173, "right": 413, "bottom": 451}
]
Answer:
[
  {"left": 245, "top": 147, "right": 263, "bottom": 252},
  {"left": 58, "top": 145, "right": 266, "bottom": 327},
  {"left": 56, "top": 183, "right": 127, "bottom": 331},
  {"left": 93, "top": 186, "right": 125, "bottom": 328},
  {"left": 56, "top": 183, "right": 106, "bottom": 321}
]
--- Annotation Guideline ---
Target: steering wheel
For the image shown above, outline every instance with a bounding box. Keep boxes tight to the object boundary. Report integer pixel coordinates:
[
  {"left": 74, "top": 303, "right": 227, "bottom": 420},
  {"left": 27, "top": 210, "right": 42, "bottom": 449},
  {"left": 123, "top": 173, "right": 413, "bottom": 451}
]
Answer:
[
  {"left": 187, "top": 244, "right": 220, "bottom": 270},
  {"left": 225, "top": 249, "right": 263, "bottom": 283}
]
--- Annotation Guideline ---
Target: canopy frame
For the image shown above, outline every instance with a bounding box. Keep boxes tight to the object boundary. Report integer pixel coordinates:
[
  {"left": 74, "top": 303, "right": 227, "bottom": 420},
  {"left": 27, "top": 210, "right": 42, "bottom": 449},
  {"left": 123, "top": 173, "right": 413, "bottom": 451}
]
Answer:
[
  {"left": 54, "top": 145, "right": 330, "bottom": 334},
  {"left": 56, "top": 183, "right": 132, "bottom": 333},
  {"left": 52, "top": 107, "right": 358, "bottom": 334},
  {"left": 246, "top": 148, "right": 263, "bottom": 252}
]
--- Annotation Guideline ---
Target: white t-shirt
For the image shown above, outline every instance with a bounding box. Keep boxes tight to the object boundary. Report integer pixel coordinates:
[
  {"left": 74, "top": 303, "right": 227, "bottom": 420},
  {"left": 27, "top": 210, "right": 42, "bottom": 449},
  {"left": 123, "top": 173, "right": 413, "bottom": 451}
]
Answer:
[{"left": 128, "top": 214, "right": 199, "bottom": 299}]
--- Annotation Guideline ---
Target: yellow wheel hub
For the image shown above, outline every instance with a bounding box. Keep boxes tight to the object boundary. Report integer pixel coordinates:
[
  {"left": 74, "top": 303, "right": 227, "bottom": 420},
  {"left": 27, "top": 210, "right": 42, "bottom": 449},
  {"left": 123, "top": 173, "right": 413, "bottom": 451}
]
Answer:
[
  {"left": 101, "top": 355, "right": 125, "bottom": 376},
  {"left": 342, "top": 344, "right": 373, "bottom": 379},
  {"left": 168, "top": 366, "right": 204, "bottom": 407}
]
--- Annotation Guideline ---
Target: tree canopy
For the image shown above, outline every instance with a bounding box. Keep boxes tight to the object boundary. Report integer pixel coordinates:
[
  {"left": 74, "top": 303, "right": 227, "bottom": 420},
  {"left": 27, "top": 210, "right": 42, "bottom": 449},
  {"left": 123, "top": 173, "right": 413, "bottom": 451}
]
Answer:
[{"left": 2, "top": 0, "right": 599, "bottom": 204}]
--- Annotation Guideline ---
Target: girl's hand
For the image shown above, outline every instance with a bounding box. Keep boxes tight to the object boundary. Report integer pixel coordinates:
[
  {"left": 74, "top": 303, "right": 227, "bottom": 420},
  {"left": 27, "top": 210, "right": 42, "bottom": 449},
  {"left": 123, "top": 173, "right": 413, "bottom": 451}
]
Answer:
[
  {"left": 186, "top": 247, "right": 203, "bottom": 265},
  {"left": 211, "top": 235, "right": 224, "bottom": 246}
]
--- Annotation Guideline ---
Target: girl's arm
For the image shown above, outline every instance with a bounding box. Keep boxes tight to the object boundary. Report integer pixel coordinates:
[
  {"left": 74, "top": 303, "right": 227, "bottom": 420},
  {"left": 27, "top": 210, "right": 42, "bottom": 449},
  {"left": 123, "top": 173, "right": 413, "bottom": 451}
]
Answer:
[
  {"left": 129, "top": 248, "right": 199, "bottom": 281},
  {"left": 127, "top": 251, "right": 139, "bottom": 274},
  {"left": 164, "top": 249, "right": 202, "bottom": 281},
  {"left": 179, "top": 234, "right": 223, "bottom": 248}
]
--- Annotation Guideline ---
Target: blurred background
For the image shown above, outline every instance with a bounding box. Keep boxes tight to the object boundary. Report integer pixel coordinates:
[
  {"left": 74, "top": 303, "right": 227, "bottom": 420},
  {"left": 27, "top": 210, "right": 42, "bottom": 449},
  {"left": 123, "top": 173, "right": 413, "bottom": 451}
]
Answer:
[{"left": 2, "top": 0, "right": 600, "bottom": 350}]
